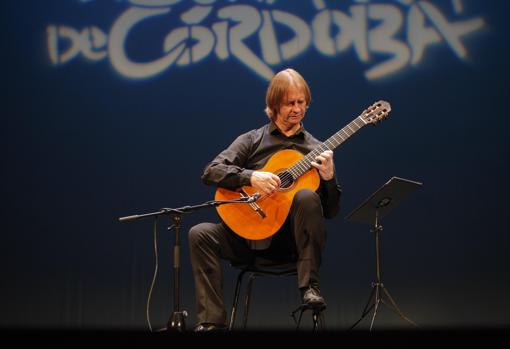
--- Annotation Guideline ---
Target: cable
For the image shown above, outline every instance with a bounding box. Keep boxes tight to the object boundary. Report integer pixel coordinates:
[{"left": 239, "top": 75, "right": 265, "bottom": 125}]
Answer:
[{"left": 145, "top": 216, "right": 159, "bottom": 332}]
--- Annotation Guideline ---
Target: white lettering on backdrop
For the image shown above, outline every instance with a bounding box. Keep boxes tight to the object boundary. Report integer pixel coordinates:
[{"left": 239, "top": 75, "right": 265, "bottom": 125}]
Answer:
[{"left": 47, "top": 0, "right": 485, "bottom": 81}]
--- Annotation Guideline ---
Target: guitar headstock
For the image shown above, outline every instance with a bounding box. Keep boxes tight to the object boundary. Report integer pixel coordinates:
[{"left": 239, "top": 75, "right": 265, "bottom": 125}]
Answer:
[{"left": 360, "top": 100, "right": 391, "bottom": 125}]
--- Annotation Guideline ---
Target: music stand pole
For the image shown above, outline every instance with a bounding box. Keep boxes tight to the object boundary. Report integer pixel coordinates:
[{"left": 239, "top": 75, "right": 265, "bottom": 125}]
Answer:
[
  {"left": 348, "top": 206, "right": 384, "bottom": 330},
  {"left": 371, "top": 207, "right": 383, "bottom": 330},
  {"left": 346, "top": 177, "right": 422, "bottom": 331}
]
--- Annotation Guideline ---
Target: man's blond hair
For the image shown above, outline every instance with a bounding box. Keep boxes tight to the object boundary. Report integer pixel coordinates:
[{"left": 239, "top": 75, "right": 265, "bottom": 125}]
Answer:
[{"left": 265, "top": 68, "right": 311, "bottom": 121}]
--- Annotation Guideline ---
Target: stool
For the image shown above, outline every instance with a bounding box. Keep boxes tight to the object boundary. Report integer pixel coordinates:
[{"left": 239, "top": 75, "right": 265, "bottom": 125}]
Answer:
[{"left": 228, "top": 257, "right": 326, "bottom": 331}]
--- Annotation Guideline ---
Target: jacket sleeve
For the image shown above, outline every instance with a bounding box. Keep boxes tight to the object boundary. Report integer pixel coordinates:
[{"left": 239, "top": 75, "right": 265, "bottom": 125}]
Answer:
[{"left": 201, "top": 132, "right": 255, "bottom": 189}]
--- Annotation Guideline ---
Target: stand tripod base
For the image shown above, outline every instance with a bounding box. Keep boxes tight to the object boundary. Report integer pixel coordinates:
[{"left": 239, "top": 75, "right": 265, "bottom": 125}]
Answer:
[{"left": 349, "top": 283, "right": 418, "bottom": 331}]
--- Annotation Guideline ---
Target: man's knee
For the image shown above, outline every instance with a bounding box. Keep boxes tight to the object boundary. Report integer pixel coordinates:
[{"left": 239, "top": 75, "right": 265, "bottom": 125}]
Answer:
[
  {"left": 293, "top": 189, "right": 321, "bottom": 211},
  {"left": 188, "top": 223, "right": 213, "bottom": 247}
]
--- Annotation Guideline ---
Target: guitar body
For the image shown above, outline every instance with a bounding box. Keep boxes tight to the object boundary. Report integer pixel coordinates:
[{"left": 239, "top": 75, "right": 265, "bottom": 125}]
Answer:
[{"left": 215, "top": 149, "right": 320, "bottom": 240}]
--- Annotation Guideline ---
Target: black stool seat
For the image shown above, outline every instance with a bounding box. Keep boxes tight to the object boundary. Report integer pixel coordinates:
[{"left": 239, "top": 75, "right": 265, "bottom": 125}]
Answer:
[{"left": 233, "top": 257, "right": 298, "bottom": 276}]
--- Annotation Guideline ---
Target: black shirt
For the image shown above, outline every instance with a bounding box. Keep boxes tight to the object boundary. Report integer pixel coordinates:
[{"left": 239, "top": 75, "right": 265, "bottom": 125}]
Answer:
[{"left": 202, "top": 121, "right": 341, "bottom": 219}]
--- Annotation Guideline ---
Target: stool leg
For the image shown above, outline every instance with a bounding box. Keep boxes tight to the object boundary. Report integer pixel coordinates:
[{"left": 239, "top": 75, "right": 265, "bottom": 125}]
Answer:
[
  {"left": 291, "top": 306, "right": 306, "bottom": 330},
  {"left": 229, "top": 270, "right": 247, "bottom": 331},
  {"left": 242, "top": 274, "right": 256, "bottom": 329},
  {"left": 297, "top": 309, "right": 305, "bottom": 330}
]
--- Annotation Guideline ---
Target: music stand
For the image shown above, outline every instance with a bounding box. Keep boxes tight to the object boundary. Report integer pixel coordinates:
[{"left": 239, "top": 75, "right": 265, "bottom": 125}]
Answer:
[{"left": 346, "top": 176, "right": 422, "bottom": 331}]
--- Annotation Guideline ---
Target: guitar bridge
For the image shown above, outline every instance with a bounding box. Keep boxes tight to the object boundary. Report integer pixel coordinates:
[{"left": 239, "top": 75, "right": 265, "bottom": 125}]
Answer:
[{"left": 239, "top": 189, "right": 266, "bottom": 219}]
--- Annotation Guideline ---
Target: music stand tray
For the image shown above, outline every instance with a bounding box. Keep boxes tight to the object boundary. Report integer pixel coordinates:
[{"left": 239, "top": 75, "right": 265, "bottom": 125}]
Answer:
[{"left": 346, "top": 176, "right": 422, "bottom": 331}]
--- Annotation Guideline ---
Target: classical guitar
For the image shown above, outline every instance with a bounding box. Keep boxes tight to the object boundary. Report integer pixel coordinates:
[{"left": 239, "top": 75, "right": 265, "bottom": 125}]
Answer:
[{"left": 215, "top": 100, "right": 391, "bottom": 240}]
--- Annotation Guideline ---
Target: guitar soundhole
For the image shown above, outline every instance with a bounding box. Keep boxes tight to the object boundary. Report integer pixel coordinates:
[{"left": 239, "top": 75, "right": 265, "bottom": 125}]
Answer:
[{"left": 278, "top": 170, "right": 295, "bottom": 190}]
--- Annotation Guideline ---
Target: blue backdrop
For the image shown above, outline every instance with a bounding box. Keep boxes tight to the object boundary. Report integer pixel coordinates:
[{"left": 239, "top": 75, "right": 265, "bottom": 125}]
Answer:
[{"left": 1, "top": 0, "right": 509, "bottom": 330}]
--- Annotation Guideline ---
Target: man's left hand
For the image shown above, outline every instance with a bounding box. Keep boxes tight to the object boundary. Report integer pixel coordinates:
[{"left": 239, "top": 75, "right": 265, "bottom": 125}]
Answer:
[{"left": 311, "top": 150, "right": 335, "bottom": 181}]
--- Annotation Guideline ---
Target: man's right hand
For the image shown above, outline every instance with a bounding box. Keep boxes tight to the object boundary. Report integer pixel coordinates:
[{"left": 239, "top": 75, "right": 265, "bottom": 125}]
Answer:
[{"left": 250, "top": 171, "right": 281, "bottom": 196}]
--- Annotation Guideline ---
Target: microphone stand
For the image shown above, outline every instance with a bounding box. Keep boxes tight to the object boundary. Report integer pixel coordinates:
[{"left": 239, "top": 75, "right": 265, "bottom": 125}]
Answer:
[{"left": 118, "top": 194, "right": 260, "bottom": 332}]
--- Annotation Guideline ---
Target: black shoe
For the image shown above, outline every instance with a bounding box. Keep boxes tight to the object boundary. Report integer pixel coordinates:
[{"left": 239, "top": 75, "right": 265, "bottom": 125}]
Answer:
[
  {"left": 301, "top": 285, "right": 326, "bottom": 309},
  {"left": 193, "top": 323, "right": 228, "bottom": 332}
]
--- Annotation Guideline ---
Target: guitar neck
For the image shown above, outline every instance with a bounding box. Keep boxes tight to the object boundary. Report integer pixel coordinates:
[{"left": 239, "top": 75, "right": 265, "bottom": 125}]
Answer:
[{"left": 288, "top": 116, "right": 367, "bottom": 178}]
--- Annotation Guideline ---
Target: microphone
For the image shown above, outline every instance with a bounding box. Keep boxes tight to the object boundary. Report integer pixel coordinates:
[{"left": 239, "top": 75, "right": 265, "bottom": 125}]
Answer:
[{"left": 246, "top": 192, "right": 261, "bottom": 203}]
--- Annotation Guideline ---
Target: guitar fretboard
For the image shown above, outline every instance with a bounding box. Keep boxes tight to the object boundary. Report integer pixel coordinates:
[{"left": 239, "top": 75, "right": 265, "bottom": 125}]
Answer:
[{"left": 287, "top": 116, "right": 367, "bottom": 179}]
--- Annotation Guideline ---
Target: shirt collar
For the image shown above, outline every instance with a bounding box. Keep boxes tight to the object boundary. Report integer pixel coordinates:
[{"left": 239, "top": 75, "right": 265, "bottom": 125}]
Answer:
[{"left": 269, "top": 121, "right": 306, "bottom": 138}]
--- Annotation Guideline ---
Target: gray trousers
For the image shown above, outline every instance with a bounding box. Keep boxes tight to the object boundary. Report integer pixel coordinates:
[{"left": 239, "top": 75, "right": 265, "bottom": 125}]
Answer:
[{"left": 188, "top": 189, "right": 327, "bottom": 326}]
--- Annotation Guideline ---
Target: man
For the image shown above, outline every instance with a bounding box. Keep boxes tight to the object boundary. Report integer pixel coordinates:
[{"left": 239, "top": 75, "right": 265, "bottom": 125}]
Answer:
[{"left": 188, "top": 68, "right": 341, "bottom": 332}]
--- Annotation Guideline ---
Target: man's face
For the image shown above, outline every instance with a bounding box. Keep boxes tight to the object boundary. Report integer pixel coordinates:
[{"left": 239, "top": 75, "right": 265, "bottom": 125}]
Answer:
[{"left": 275, "top": 85, "right": 307, "bottom": 129}]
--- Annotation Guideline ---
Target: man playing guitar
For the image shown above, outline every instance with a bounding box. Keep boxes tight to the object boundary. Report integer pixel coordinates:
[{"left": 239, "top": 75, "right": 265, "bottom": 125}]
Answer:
[{"left": 189, "top": 68, "right": 341, "bottom": 332}]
